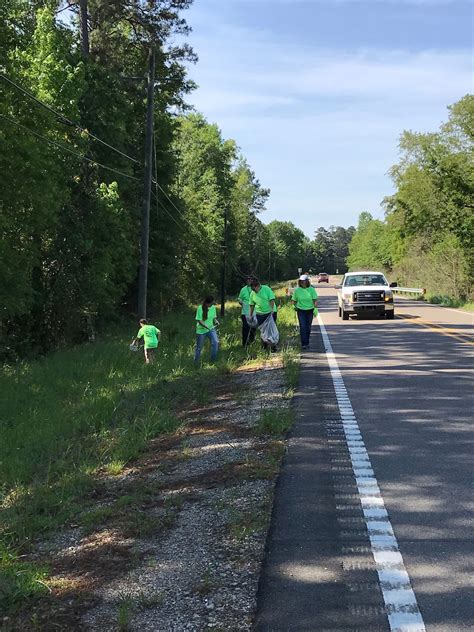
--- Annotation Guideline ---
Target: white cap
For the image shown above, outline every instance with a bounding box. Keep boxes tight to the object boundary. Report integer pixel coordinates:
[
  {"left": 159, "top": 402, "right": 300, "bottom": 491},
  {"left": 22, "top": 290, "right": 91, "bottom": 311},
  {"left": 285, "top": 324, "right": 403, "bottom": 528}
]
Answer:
[{"left": 299, "top": 274, "right": 309, "bottom": 281}]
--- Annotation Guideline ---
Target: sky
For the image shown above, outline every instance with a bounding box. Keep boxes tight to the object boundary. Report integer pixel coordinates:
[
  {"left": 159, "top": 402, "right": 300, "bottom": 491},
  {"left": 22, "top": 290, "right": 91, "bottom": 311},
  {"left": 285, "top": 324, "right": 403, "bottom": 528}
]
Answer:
[{"left": 180, "top": 0, "right": 473, "bottom": 237}]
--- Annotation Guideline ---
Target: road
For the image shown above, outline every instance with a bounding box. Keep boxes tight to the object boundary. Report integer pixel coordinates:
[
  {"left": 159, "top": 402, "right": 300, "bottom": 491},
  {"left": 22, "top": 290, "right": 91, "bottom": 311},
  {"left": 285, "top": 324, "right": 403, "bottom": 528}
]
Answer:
[{"left": 256, "top": 285, "right": 473, "bottom": 631}]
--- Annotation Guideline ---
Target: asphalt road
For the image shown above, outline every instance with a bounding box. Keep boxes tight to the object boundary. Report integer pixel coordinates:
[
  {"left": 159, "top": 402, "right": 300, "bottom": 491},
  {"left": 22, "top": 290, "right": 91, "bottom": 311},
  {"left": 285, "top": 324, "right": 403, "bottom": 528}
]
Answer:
[{"left": 256, "top": 286, "right": 473, "bottom": 631}]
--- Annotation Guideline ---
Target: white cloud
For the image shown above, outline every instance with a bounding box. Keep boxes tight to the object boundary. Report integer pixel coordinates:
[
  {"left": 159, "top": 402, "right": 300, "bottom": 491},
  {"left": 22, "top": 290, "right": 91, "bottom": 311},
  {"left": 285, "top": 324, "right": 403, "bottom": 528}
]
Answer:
[{"left": 183, "top": 5, "right": 472, "bottom": 235}]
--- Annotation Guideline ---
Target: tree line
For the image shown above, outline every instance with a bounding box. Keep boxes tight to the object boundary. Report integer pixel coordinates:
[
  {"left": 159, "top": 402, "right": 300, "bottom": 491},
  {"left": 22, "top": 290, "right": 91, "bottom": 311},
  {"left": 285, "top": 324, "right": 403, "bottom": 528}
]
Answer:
[
  {"left": 0, "top": 1, "right": 311, "bottom": 359},
  {"left": 347, "top": 96, "right": 473, "bottom": 301}
]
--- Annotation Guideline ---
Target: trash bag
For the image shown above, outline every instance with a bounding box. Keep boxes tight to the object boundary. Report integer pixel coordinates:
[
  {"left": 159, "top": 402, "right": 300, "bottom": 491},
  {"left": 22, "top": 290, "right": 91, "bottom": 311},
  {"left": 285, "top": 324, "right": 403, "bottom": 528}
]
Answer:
[
  {"left": 129, "top": 343, "right": 139, "bottom": 352},
  {"left": 246, "top": 313, "right": 258, "bottom": 328},
  {"left": 259, "top": 315, "right": 279, "bottom": 346}
]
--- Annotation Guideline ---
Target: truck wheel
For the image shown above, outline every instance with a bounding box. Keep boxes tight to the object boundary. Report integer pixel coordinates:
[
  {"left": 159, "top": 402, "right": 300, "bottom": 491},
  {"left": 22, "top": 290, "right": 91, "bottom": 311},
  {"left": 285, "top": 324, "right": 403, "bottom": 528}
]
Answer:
[
  {"left": 342, "top": 309, "right": 349, "bottom": 321},
  {"left": 338, "top": 306, "right": 342, "bottom": 317},
  {"left": 386, "top": 311, "right": 394, "bottom": 319}
]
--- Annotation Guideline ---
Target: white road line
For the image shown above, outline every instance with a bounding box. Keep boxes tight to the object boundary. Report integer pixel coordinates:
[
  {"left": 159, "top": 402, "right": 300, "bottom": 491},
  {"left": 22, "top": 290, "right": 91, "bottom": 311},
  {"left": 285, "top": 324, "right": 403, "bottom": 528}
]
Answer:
[{"left": 317, "top": 314, "right": 426, "bottom": 632}]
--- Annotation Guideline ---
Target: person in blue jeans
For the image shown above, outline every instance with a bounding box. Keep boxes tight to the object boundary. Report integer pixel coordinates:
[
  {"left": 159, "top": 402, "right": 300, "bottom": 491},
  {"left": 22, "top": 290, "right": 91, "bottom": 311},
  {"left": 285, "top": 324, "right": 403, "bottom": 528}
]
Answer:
[
  {"left": 291, "top": 275, "right": 318, "bottom": 349},
  {"left": 194, "top": 295, "right": 219, "bottom": 362}
]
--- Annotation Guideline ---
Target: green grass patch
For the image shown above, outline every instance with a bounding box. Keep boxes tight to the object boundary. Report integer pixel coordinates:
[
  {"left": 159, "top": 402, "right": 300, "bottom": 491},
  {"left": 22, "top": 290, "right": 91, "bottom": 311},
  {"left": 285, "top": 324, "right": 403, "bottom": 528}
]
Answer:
[
  {"left": 0, "top": 545, "right": 49, "bottom": 614},
  {"left": 425, "top": 294, "right": 474, "bottom": 310},
  {"left": 0, "top": 291, "right": 300, "bottom": 614},
  {"left": 255, "top": 407, "right": 294, "bottom": 437},
  {"left": 227, "top": 507, "right": 268, "bottom": 540}
]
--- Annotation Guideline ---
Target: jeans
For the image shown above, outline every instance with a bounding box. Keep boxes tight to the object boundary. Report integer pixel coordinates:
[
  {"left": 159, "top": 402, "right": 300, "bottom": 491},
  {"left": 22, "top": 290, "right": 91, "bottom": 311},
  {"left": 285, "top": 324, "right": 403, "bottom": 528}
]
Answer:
[
  {"left": 241, "top": 315, "right": 256, "bottom": 346},
  {"left": 194, "top": 329, "right": 219, "bottom": 362},
  {"left": 256, "top": 312, "right": 277, "bottom": 350},
  {"left": 297, "top": 309, "right": 314, "bottom": 346}
]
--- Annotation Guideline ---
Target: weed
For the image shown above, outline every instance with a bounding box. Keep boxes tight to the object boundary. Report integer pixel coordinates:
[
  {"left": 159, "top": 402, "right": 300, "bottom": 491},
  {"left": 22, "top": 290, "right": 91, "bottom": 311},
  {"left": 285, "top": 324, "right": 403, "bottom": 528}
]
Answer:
[
  {"left": 281, "top": 346, "right": 300, "bottom": 391},
  {"left": 0, "top": 545, "right": 49, "bottom": 614},
  {"left": 255, "top": 407, "right": 294, "bottom": 437},
  {"left": 117, "top": 594, "right": 134, "bottom": 631},
  {"left": 80, "top": 505, "right": 115, "bottom": 533},
  {"left": 227, "top": 508, "right": 267, "bottom": 540},
  {"left": 105, "top": 460, "right": 125, "bottom": 476},
  {"left": 164, "top": 494, "right": 185, "bottom": 510},
  {"left": 192, "top": 566, "right": 218, "bottom": 595}
]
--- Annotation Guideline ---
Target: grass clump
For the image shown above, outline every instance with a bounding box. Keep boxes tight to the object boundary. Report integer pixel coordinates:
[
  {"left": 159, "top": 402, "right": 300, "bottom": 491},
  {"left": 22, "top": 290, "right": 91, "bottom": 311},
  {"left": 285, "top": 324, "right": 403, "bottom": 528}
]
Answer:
[
  {"left": 0, "top": 546, "right": 49, "bottom": 614},
  {"left": 255, "top": 408, "right": 294, "bottom": 437},
  {"left": 227, "top": 508, "right": 267, "bottom": 540}
]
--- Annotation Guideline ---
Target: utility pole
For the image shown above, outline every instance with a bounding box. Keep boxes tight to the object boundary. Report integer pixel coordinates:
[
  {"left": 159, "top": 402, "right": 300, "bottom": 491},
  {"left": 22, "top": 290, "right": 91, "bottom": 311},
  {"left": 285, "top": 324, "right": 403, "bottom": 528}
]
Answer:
[
  {"left": 79, "top": 0, "right": 89, "bottom": 58},
  {"left": 220, "top": 205, "right": 228, "bottom": 318},
  {"left": 138, "top": 45, "right": 155, "bottom": 319}
]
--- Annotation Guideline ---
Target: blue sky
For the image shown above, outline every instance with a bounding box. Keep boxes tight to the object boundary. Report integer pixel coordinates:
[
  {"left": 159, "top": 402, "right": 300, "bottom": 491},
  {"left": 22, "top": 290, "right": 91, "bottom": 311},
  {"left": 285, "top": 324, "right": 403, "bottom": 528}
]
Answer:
[{"left": 181, "top": 0, "right": 473, "bottom": 237}]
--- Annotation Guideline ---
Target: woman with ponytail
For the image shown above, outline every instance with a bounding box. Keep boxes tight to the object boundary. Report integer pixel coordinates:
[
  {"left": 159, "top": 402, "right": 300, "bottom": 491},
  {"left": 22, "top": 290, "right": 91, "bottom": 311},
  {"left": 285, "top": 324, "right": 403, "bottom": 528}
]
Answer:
[{"left": 194, "top": 295, "right": 219, "bottom": 362}]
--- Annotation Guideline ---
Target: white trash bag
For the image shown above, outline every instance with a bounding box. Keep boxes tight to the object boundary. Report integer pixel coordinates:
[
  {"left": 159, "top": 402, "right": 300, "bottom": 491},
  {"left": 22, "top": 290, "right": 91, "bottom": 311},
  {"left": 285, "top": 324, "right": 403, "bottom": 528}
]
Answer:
[
  {"left": 259, "top": 315, "right": 279, "bottom": 346},
  {"left": 245, "top": 313, "right": 258, "bottom": 328}
]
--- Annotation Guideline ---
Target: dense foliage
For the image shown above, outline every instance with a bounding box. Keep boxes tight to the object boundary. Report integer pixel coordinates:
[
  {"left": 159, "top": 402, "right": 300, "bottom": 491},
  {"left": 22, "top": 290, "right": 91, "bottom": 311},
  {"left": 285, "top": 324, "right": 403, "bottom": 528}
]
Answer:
[
  {"left": 347, "top": 96, "right": 474, "bottom": 300},
  {"left": 0, "top": 1, "right": 296, "bottom": 358}
]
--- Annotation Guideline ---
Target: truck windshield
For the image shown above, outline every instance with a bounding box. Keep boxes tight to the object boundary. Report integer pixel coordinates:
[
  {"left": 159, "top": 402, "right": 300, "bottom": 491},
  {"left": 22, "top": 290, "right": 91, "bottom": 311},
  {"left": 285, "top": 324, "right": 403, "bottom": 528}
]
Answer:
[{"left": 344, "top": 275, "right": 388, "bottom": 286}]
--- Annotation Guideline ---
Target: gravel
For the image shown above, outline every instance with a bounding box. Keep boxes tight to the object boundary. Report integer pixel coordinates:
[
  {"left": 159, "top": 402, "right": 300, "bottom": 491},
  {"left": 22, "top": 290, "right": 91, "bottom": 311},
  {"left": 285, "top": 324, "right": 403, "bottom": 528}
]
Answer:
[{"left": 32, "top": 357, "right": 290, "bottom": 631}]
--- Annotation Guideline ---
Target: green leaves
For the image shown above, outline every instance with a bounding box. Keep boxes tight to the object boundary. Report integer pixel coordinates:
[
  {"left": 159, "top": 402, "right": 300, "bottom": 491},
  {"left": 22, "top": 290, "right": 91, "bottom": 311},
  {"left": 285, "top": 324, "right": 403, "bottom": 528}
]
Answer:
[{"left": 347, "top": 96, "right": 473, "bottom": 301}]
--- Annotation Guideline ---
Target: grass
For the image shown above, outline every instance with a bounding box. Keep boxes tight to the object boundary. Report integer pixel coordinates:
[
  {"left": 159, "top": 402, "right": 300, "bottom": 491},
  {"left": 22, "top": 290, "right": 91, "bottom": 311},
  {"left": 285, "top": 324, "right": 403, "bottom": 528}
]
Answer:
[
  {"left": 0, "top": 286, "right": 299, "bottom": 613},
  {"left": 227, "top": 506, "right": 268, "bottom": 540},
  {"left": 255, "top": 408, "right": 294, "bottom": 437},
  {"left": 425, "top": 294, "right": 474, "bottom": 311}
]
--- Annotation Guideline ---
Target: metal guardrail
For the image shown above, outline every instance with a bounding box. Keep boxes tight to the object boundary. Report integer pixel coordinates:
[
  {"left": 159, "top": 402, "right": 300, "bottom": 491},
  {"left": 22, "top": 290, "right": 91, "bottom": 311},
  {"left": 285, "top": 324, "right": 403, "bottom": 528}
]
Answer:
[{"left": 392, "top": 287, "right": 426, "bottom": 297}]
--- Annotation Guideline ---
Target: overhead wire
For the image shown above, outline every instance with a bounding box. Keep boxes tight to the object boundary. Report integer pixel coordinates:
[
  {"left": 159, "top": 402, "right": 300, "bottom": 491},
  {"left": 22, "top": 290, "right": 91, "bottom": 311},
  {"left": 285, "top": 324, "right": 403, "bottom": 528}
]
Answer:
[
  {"left": 0, "top": 73, "right": 141, "bottom": 166},
  {"left": 0, "top": 113, "right": 141, "bottom": 182}
]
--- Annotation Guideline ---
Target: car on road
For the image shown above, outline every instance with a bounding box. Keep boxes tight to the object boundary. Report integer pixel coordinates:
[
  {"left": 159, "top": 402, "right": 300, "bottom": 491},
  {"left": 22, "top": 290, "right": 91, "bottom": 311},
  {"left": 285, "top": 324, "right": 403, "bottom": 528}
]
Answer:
[
  {"left": 317, "top": 272, "right": 329, "bottom": 283},
  {"left": 336, "top": 271, "right": 397, "bottom": 320}
]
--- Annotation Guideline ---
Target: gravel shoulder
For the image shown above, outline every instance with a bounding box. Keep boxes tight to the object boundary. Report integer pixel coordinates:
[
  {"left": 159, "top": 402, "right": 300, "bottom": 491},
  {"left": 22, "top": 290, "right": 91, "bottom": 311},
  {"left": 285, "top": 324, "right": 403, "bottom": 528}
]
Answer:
[{"left": 7, "top": 355, "right": 294, "bottom": 631}]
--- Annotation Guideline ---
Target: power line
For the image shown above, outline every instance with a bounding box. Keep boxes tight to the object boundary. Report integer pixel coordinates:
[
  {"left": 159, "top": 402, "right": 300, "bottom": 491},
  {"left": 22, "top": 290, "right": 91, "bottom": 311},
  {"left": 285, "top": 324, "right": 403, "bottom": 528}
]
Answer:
[
  {"left": 0, "top": 73, "right": 141, "bottom": 166},
  {"left": 0, "top": 113, "right": 141, "bottom": 182}
]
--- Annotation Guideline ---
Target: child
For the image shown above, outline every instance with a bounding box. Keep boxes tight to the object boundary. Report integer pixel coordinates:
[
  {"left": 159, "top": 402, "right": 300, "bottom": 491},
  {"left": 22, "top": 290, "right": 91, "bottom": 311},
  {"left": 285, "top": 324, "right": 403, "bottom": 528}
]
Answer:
[
  {"left": 194, "top": 296, "right": 219, "bottom": 362},
  {"left": 132, "top": 318, "right": 160, "bottom": 364}
]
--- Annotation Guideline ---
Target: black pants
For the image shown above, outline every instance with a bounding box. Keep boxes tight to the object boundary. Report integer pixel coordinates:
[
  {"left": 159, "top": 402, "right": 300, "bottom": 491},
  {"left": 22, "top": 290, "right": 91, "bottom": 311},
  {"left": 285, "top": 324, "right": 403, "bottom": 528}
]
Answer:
[
  {"left": 241, "top": 315, "right": 256, "bottom": 346},
  {"left": 297, "top": 309, "right": 313, "bottom": 346},
  {"left": 256, "top": 312, "right": 277, "bottom": 350}
]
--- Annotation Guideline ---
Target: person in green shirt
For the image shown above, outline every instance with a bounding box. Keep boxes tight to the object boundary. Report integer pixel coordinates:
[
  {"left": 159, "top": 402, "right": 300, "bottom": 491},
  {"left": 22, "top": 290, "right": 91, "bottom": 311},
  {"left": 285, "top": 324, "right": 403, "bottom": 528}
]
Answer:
[
  {"left": 238, "top": 276, "right": 256, "bottom": 346},
  {"left": 249, "top": 278, "right": 278, "bottom": 351},
  {"left": 194, "top": 295, "right": 219, "bottom": 362},
  {"left": 291, "top": 275, "right": 318, "bottom": 349},
  {"left": 132, "top": 318, "right": 161, "bottom": 364}
]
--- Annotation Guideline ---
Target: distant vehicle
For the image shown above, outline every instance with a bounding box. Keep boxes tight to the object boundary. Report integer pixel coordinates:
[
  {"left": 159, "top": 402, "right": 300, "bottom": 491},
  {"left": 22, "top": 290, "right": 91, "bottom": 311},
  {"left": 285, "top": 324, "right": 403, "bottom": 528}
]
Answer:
[
  {"left": 336, "top": 271, "right": 397, "bottom": 320},
  {"left": 318, "top": 272, "right": 329, "bottom": 283}
]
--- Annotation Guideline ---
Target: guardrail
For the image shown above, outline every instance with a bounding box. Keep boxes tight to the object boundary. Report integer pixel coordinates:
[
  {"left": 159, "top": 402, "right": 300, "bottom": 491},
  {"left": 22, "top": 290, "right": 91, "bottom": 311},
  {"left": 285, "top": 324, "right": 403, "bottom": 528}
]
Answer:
[{"left": 392, "top": 287, "right": 426, "bottom": 297}]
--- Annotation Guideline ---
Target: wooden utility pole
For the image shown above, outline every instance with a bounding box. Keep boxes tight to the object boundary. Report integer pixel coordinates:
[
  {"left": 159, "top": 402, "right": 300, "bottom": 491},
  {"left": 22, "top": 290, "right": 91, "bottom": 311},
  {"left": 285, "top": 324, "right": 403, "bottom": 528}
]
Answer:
[
  {"left": 138, "top": 46, "right": 155, "bottom": 319},
  {"left": 79, "top": 0, "right": 89, "bottom": 58},
  {"left": 220, "top": 205, "right": 228, "bottom": 318}
]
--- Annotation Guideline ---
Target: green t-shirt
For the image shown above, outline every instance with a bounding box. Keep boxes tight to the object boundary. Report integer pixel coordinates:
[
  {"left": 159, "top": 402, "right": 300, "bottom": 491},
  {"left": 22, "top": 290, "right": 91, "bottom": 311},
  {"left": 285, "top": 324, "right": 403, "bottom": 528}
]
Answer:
[
  {"left": 292, "top": 286, "right": 318, "bottom": 310},
  {"left": 137, "top": 324, "right": 160, "bottom": 349},
  {"left": 249, "top": 285, "right": 276, "bottom": 314},
  {"left": 195, "top": 304, "right": 217, "bottom": 334},
  {"left": 238, "top": 285, "right": 252, "bottom": 316}
]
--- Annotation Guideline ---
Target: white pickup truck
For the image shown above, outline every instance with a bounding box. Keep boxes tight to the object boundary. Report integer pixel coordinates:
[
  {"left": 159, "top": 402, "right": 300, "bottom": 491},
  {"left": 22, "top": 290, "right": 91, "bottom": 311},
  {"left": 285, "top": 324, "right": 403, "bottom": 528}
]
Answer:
[{"left": 336, "top": 271, "right": 397, "bottom": 320}]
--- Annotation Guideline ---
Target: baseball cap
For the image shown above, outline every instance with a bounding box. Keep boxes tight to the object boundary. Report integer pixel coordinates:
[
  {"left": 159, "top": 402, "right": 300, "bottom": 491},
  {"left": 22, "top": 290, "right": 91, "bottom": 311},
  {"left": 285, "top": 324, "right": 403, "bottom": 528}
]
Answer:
[{"left": 299, "top": 274, "right": 309, "bottom": 281}]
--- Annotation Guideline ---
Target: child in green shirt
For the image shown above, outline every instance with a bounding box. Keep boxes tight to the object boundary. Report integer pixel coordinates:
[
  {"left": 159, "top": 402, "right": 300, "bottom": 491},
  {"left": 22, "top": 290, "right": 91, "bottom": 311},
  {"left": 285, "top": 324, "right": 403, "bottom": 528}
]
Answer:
[{"left": 132, "top": 318, "right": 160, "bottom": 364}]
